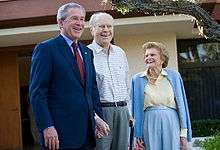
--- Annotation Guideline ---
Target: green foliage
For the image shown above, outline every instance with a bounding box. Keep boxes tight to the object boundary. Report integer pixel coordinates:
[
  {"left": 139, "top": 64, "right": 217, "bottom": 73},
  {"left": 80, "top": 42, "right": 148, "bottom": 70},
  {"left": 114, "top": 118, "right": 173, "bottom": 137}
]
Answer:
[
  {"left": 199, "top": 133, "right": 220, "bottom": 150},
  {"left": 203, "top": 43, "right": 220, "bottom": 61},
  {"left": 115, "top": 2, "right": 130, "bottom": 14},
  {"left": 192, "top": 119, "right": 220, "bottom": 137},
  {"left": 104, "top": 0, "right": 220, "bottom": 41},
  {"left": 106, "top": 0, "right": 207, "bottom": 4}
]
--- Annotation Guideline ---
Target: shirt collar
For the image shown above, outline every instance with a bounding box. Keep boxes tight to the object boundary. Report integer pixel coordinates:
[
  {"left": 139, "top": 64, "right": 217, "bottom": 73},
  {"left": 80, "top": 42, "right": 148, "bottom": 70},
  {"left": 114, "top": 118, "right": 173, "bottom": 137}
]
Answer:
[
  {"left": 140, "top": 68, "right": 168, "bottom": 77},
  {"left": 161, "top": 68, "right": 168, "bottom": 76},
  {"left": 61, "top": 34, "right": 77, "bottom": 47},
  {"left": 140, "top": 72, "right": 146, "bottom": 78},
  {"left": 91, "top": 40, "right": 113, "bottom": 54}
]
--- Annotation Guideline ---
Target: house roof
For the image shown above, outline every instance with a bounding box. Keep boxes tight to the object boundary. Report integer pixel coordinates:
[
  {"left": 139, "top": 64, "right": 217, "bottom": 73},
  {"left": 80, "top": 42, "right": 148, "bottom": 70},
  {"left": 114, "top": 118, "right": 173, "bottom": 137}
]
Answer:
[
  {"left": 212, "top": 2, "right": 220, "bottom": 21},
  {"left": 0, "top": 0, "right": 219, "bottom": 29},
  {"left": 0, "top": 0, "right": 112, "bottom": 29},
  {"left": 0, "top": 0, "right": 219, "bottom": 48},
  {"left": 201, "top": 0, "right": 220, "bottom": 22}
]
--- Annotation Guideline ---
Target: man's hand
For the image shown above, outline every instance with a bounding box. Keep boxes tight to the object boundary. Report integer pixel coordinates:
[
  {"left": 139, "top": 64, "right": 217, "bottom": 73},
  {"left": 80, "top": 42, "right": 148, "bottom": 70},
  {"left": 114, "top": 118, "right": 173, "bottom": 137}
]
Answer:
[
  {"left": 43, "top": 126, "right": 59, "bottom": 150},
  {"left": 180, "top": 137, "right": 188, "bottom": 150},
  {"left": 95, "top": 115, "right": 110, "bottom": 138}
]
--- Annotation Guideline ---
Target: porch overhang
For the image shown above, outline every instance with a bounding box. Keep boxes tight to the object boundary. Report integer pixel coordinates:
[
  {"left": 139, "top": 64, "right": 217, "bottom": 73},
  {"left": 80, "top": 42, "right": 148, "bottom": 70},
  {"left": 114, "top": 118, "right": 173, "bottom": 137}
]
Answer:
[{"left": 0, "top": 14, "right": 201, "bottom": 48}]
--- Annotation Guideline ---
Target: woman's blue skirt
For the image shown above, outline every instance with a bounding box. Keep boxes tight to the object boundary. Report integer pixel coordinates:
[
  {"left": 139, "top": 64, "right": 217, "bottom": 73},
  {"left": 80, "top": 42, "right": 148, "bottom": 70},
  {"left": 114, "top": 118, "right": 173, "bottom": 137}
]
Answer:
[{"left": 143, "top": 106, "right": 180, "bottom": 150}]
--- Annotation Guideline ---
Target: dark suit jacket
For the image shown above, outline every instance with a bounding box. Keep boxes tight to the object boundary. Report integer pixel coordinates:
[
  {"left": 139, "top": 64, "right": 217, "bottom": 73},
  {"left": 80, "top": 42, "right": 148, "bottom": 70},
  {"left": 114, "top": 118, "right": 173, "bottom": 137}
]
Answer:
[{"left": 29, "top": 35, "right": 102, "bottom": 148}]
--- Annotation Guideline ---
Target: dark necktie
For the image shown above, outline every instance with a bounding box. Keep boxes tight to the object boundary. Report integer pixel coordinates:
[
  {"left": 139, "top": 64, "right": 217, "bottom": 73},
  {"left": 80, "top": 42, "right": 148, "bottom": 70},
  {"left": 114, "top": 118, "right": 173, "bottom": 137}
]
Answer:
[{"left": 72, "top": 42, "right": 85, "bottom": 83}]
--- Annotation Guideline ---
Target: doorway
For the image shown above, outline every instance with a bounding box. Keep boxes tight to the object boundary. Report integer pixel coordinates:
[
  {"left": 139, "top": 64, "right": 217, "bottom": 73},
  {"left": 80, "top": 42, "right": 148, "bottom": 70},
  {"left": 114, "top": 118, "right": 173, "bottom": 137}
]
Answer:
[
  {"left": 19, "top": 49, "right": 40, "bottom": 149},
  {"left": 177, "top": 39, "right": 220, "bottom": 120}
]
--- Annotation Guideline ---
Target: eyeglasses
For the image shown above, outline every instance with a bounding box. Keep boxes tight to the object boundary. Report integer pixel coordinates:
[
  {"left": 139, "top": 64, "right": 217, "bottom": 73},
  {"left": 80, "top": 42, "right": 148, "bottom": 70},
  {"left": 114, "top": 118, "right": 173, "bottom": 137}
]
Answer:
[{"left": 97, "top": 24, "right": 113, "bottom": 29}]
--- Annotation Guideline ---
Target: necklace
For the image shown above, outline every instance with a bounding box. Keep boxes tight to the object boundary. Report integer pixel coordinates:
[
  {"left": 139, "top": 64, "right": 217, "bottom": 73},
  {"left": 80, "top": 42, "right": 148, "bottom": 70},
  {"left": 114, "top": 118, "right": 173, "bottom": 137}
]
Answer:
[
  {"left": 147, "top": 76, "right": 158, "bottom": 80},
  {"left": 146, "top": 68, "right": 161, "bottom": 80},
  {"left": 147, "top": 75, "right": 158, "bottom": 85},
  {"left": 147, "top": 73, "right": 159, "bottom": 80}
]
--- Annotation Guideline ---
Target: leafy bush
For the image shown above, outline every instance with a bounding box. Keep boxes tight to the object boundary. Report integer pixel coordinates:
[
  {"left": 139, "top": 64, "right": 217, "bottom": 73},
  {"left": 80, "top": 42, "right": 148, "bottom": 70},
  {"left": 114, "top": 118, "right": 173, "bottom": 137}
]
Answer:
[
  {"left": 199, "top": 133, "right": 220, "bottom": 150},
  {"left": 191, "top": 119, "right": 220, "bottom": 137}
]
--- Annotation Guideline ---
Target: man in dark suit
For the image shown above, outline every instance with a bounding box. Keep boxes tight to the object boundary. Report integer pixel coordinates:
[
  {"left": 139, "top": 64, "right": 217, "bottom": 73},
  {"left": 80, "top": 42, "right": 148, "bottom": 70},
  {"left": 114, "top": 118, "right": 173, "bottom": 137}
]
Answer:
[{"left": 29, "top": 3, "right": 107, "bottom": 150}]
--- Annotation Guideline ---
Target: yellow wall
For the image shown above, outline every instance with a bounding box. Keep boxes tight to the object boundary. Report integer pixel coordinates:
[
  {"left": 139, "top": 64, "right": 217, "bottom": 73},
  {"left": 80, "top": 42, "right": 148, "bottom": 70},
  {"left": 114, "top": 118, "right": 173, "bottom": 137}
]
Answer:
[{"left": 114, "top": 32, "right": 178, "bottom": 79}]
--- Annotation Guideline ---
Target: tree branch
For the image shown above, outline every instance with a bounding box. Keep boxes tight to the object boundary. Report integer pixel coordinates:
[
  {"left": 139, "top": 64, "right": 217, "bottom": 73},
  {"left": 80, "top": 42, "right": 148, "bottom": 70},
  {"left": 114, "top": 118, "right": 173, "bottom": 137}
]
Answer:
[{"left": 110, "top": 0, "right": 220, "bottom": 41}]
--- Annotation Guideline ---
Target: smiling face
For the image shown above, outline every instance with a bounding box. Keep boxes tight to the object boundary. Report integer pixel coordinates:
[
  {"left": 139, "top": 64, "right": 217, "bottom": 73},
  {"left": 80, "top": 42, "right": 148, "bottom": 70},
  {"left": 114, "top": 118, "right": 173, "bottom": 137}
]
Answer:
[
  {"left": 58, "top": 7, "right": 85, "bottom": 41},
  {"left": 91, "top": 15, "right": 113, "bottom": 49},
  {"left": 144, "top": 48, "right": 164, "bottom": 69}
]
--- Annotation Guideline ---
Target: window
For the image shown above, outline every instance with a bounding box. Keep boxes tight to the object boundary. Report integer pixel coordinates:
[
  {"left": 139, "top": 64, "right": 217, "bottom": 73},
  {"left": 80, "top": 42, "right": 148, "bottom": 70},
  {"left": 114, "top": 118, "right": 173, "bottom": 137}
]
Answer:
[{"left": 177, "top": 39, "right": 220, "bottom": 64}]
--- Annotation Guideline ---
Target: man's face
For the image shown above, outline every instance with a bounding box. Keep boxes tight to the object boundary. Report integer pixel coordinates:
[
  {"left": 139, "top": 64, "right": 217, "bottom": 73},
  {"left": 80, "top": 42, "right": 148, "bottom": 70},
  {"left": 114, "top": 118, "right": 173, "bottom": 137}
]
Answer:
[
  {"left": 58, "top": 8, "right": 85, "bottom": 41},
  {"left": 91, "top": 16, "right": 113, "bottom": 48}
]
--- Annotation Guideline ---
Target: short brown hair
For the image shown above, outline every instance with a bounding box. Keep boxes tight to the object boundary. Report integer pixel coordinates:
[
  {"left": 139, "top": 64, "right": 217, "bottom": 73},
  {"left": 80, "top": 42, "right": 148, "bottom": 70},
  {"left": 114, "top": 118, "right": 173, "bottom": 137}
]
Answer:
[{"left": 142, "top": 42, "right": 169, "bottom": 68}]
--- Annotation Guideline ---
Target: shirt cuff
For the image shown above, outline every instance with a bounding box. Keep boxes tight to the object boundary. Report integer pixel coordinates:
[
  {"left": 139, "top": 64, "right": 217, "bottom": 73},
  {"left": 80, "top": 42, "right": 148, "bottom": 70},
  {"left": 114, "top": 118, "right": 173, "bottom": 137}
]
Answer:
[
  {"left": 94, "top": 113, "right": 100, "bottom": 120},
  {"left": 180, "top": 128, "right": 188, "bottom": 138},
  {"left": 43, "top": 126, "right": 54, "bottom": 132}
]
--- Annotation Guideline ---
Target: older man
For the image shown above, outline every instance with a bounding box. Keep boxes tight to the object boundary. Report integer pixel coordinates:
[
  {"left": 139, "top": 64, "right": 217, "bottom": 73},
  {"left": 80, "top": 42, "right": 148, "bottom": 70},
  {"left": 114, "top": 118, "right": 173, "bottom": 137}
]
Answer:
[
  {"left": 29, "top": 3, "right": 106, "bottom": 150},
  {"left": 88, "top": 12, "right": 132, "bottom": 150}
]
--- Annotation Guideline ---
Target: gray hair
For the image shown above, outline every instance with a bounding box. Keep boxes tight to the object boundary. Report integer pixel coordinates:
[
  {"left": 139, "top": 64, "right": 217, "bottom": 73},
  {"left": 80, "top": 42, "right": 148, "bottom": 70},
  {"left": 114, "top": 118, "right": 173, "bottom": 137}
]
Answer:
[
  {"left": 89, "top": 12, "right": 114, "bottom": 27},
  {"left": 142, "top": 42, "right": 169, "bottom": 68},
  {"left": 57, "top": 3, "right": 85, "bottom": 21}
]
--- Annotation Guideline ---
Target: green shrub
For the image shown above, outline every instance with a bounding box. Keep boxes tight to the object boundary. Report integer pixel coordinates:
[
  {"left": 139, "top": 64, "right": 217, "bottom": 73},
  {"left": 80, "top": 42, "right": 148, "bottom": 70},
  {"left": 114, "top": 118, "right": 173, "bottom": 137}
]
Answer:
[
  {"left": 199, "top": 133, "right": 220, "bottom": 150},
  {"left": 191, "top": 119, "right": 220, "bottom": 137}
]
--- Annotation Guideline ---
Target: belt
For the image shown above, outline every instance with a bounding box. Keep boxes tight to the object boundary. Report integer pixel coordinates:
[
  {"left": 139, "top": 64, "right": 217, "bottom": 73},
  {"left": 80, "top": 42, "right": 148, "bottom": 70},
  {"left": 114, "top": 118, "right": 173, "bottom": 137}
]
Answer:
[{"left": 101, "top": 101, "right": 127, "bottom": 107}]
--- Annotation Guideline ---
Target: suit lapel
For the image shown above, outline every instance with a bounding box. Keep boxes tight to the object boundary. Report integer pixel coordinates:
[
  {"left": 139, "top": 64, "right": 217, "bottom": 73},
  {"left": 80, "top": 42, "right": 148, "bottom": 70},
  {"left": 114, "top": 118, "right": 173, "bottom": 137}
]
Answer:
[{"left": 55, "top": 35, "right": 82, "bottom": 84}]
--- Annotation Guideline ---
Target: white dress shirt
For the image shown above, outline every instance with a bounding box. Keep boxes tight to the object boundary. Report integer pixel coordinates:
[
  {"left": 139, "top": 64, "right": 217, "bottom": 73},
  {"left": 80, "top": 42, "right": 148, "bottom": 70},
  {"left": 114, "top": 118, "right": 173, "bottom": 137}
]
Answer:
[{"left": 88, "top": 41, "right": 130, "bottom": 103}]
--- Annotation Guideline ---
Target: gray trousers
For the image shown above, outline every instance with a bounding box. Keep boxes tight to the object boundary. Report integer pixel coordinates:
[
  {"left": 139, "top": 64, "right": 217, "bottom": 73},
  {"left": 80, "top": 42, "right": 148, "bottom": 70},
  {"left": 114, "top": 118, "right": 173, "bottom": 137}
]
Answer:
[{"left": 95, "top": 106, "right": 130, "bottom": 150}]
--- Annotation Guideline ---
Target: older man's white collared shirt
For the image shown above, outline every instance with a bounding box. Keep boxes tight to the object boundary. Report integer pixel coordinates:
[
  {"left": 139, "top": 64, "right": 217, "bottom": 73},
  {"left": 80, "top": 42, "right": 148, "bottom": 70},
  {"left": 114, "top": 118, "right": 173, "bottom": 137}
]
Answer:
[{"left": 88, "top": 41, "right": 129, "bottom": 103}]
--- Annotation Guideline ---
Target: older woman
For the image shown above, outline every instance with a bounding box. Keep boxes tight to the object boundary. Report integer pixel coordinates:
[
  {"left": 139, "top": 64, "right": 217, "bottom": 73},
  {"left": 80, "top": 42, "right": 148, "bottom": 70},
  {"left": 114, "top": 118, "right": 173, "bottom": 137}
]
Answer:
[{"left": 130, "top": 42, "right": 192, "bottom": 150}]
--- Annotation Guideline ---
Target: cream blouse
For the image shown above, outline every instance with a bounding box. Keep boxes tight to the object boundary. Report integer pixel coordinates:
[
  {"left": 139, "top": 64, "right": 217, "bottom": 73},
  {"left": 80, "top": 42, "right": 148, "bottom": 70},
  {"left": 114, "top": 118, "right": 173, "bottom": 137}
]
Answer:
[{"left": 144, "top": 69, "right": 187, "bottom": 138}]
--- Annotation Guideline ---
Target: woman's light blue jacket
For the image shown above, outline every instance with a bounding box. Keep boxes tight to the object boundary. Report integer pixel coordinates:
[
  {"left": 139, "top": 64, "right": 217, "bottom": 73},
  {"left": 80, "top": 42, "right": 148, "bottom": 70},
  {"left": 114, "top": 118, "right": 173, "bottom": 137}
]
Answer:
[{"left": 130, "top": 68, "right": 192, "bottom": 141}]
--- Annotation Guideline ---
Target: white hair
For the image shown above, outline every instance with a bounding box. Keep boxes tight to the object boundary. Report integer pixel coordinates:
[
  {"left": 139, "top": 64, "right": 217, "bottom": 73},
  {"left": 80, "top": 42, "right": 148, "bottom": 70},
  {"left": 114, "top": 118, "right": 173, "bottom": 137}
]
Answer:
[{"left": 89, "top": 12, "right": 114, "bottom": 27}]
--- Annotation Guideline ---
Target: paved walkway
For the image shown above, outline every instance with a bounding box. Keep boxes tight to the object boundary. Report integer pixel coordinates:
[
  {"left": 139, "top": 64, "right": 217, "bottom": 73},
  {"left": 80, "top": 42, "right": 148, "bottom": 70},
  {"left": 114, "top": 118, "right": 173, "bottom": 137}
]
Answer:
[{"left": 189, "top": 137, "right": 209, "bottom": 150}]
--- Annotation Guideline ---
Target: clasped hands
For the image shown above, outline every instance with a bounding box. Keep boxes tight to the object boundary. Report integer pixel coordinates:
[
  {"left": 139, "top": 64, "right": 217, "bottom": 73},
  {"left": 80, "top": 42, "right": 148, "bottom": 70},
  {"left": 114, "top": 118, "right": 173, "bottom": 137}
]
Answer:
[
  {"left": 42, "top": 116, "right": 133, "bottom": 149},
  {"left": 42, "top": 116, "right": 110, "bottom": 150},
  {"left": 95, "top": 115, "right": 110, "bottom": 138},
  {"left": 95, "top": 115, "right": 134, "bottom": 138}
]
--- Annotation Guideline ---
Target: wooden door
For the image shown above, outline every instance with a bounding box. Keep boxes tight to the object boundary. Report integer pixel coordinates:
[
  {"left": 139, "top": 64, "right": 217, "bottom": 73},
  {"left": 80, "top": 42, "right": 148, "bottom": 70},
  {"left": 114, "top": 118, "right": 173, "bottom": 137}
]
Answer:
[{"left": 0, "top": 51, "right": 22, "bottom": 149}]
